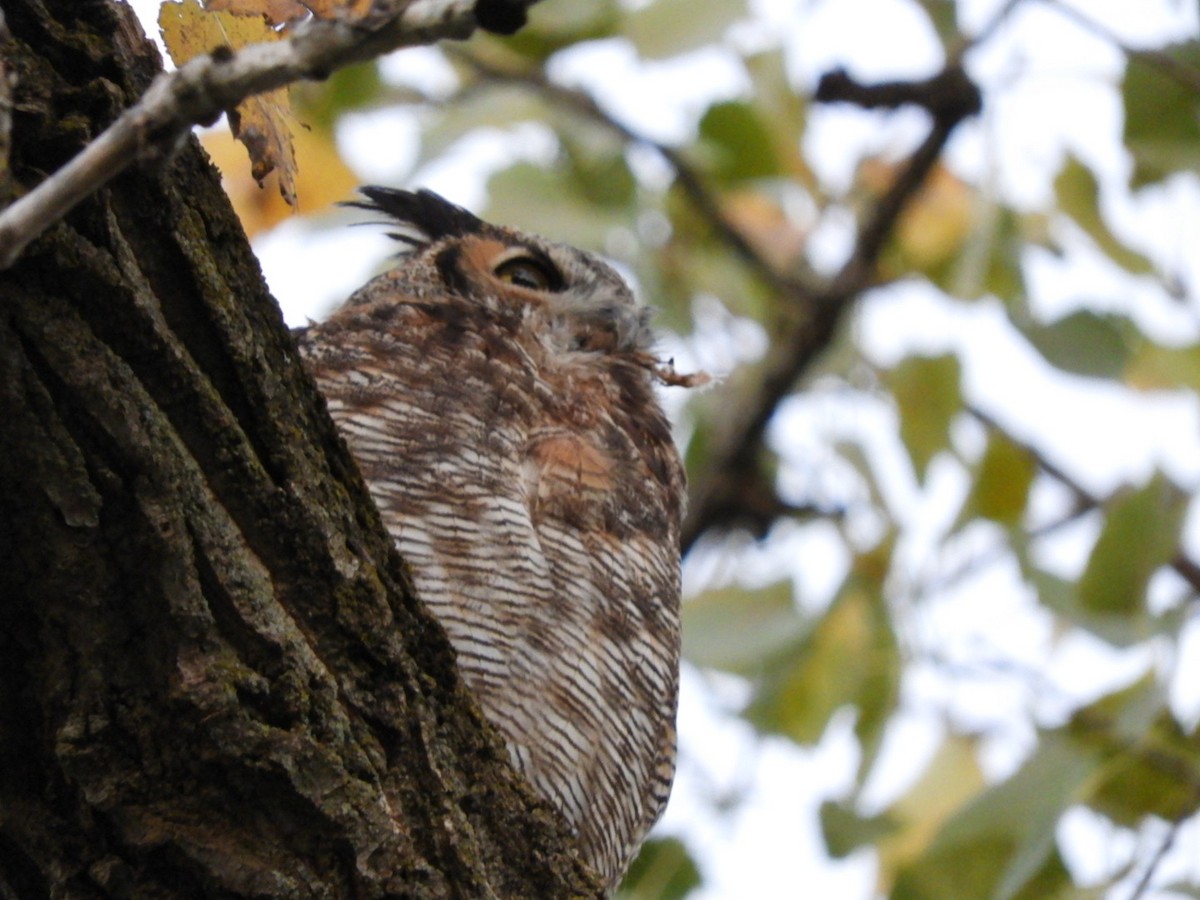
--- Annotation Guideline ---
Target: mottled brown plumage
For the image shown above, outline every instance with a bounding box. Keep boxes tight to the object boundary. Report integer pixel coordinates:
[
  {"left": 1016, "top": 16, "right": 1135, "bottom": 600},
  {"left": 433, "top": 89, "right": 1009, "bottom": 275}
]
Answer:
[{"left": 296, "top": 189, "right": 687, "bottom": 891}]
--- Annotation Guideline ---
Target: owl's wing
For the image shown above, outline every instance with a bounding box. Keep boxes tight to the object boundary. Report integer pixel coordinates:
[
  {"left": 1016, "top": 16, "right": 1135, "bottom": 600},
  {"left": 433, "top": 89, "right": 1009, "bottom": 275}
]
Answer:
[{"left": 520, "top": 407, "right": 682, "bottom": 881}]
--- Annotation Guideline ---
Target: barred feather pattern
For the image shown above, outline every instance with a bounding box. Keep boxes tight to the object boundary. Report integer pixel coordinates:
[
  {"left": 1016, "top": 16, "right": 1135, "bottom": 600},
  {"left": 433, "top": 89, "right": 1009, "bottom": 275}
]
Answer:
[{"left": 296, "top": 189, "right": 685, "bottom": 892}]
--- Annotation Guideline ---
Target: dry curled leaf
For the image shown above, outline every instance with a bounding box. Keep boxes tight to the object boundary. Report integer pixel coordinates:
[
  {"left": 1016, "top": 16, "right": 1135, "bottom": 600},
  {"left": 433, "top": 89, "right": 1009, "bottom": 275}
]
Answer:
[{"left": 159, "top": 0, "right": 299, "bottom": 205}]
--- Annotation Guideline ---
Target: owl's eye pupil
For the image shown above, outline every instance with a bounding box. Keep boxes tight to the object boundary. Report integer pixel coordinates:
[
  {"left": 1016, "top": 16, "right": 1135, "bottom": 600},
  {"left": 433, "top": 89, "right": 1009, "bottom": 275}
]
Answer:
[{"left": 495, "top": 257, "right": 558, "bottom": 291}]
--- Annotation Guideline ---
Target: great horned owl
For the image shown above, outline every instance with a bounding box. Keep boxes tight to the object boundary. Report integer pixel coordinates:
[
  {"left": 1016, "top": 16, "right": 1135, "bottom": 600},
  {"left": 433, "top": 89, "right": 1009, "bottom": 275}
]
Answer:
[{"left": 296, "top": 188, "right": 689, "bottom": 891}]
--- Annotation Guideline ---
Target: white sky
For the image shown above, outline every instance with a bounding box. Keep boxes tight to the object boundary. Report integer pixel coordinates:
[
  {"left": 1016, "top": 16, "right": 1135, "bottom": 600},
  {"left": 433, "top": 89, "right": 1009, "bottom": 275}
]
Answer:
[{"left": 124, "top": 0, "right": 1200, "bottom": 896}]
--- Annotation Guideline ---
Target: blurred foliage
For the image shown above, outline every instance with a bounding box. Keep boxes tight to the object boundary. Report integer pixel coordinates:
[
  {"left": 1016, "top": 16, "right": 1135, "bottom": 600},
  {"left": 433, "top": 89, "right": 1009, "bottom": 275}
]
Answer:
[{"left": 191, "top": 0, "right": 1200, "bottom": 895}]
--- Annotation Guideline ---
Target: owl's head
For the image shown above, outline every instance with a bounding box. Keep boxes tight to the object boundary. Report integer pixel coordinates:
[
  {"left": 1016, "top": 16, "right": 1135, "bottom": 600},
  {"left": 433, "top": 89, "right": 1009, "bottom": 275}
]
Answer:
[{"left": 349, "top": 187, "right": 655, "bottom": 357}]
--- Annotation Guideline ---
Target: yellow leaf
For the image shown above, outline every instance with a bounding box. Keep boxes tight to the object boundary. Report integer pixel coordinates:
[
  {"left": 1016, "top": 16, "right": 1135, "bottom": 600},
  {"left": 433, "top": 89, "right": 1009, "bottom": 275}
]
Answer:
[
  {"left": 204, "top": 0, "right": 310, "bottom": 22},
  {"left": 160, "top": 0, "right": 277, "bottom": 65},
  {"left": 874, "top": 736, "right": 987, "bottom": 895},
  {"left": 202, "top": 0, "right": 374, "bottom": 24},
  {"left": 201, "top": 117, "right": 357, "bottom": 234},
  {"left": 1125, "top": 342, "right": 1200, "bottom": 392},
  {"left": 858, "top": 160, "right": 975, "bottom": 275},
  {"left": 722, "top": 191, "right": 807, "bottom": 273}
]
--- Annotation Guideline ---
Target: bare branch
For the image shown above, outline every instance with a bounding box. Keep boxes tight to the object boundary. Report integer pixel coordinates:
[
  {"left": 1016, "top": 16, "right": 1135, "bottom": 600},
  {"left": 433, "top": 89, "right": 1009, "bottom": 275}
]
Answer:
[{"left": 0, "top": 0, "right": 489, "bottom": 270}]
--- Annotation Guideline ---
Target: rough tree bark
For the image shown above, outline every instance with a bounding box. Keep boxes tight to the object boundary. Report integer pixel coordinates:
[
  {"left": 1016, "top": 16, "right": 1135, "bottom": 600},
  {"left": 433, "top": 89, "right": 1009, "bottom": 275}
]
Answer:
[{"left": 0, "top": 1, "right": 599, "bottom": 896}]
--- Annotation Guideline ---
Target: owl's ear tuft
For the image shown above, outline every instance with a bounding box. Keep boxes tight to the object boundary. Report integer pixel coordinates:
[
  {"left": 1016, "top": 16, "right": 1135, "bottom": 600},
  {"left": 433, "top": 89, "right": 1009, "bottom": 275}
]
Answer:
[{"left": 344, "top": 187, "right": 485, "bottom": 246}]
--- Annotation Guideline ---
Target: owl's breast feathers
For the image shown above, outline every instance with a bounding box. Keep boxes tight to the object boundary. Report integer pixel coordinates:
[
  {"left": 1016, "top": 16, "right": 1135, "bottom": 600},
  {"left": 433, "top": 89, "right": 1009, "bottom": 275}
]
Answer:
[{"left": 305, "top": 287, "right": 684, "bottom": 541}]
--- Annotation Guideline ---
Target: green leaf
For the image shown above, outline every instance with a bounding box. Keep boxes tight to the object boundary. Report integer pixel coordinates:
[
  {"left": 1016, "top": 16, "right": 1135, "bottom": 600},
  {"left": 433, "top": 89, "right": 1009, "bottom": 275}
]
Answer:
[
  {"left": 960, "top": 431, "right": 1037, "bottom": 527},
  {"left": 697, "top": 100, "right": 780, "bottom": 184},
  {"left": 1157, "top": 883, "right": 1200, "bottom": 899},
  {"left": 1122, "top": 41, "right": 1200, "bottom": 188},
  {"left": 292, "top": 60, "right": 384, "bottom": 131},
  {"left": 1068, "top": 673, "right": 1200, "bottom": 827},
  {"left": 1026, "top": 474, "right": 1187, "bottom": 646},
  {"left": 748, "top": 544, "right": 899, "bottom": 760},
  {"left": 1032, "top": 564, "right": 1183, "bottom": 649},
  {"left": 1023, "top": 310, "right": 1135, "bottom": 380},
  {"left": 1054, "top": 156, "right": 1153, "bottom": 275},
  {"left": 659, "top": 186, "right": 774, "bottom": 319},
  {"left": 623, "top": 0, "right": 744, "bottom": 60},
  {"left": 894, "top": 679, "right": 1196, "bottom": 897},
  {"left": 618, "top": 837, "right": 700, "bottom": 900},
  {"left": 943, "top": 204, "right": 1039, "bottom": 303},
  {"left": 561, "top": 133, "right": 636, "bottom": 209},
  {"left": 892, "top": 735, "right": 1086, "bottom": 900},
  {"left": 743, "top": 50, "right": 811, "bottom": 183},
  {"left": 681, "top": 580, "right": 806, "bottom": 675},
  {"left": 869, "top": 736, "right": 988, "bottom": 893},
  {"left": 1067, "top": 673, "right": 1164, "bottom": 757},
  {"left": 913, "top": 0, "right": 958, "bottom": 46},
  {"left": 885, "top": 353, "right": 963, "bottom": 483},
  {"left": 485, "top": 159, "right": 632, "bottom": 252},
  {"left": 821, "top": 800, "right": 897, "bottom": 858},
  {"left": 1076, "top": 473, "right": 1187, "bottom": 630},
  {"left": 1086, "top": 710, "right": 1200, "bottom": 826}
]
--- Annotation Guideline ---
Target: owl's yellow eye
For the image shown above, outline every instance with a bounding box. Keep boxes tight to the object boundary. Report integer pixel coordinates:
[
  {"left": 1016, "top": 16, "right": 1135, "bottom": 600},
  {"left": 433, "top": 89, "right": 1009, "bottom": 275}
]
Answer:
[{"left": 494, "top": 257, "right": 559, "bottom": 291}]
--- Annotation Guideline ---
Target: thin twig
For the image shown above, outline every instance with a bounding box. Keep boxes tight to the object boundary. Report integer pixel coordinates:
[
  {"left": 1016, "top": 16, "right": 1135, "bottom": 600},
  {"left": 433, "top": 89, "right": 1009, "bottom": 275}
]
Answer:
[
  {"left": 1126, "top": 820, "right": 1180, "bottom": 900},
  {"left": 1040, "top": 0, "right": 1200, "bottom": 95},
  {"left": 962, "top": 0, "right": 1029, "bottom": 55},
  {"left": 969, "top": 405, "right": 1200, "bottom": 596},
  {"left": 915, "top": 501, "right": 1095, "bottom": 603},
  {"left": 0, "top": 0, "right": 486, "bottom": 270}
]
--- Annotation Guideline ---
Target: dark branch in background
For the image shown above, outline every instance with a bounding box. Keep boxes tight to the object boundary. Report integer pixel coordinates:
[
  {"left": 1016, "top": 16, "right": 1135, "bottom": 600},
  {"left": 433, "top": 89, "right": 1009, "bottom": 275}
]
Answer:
[
  {"left": 813, "top": 65, "right": 982, "bottom": 118},
  {"left": 681, "top": 65, "right": 981, "bottom": 553},
  {"left": 969, "top": 406, "right": 1200, "bottom": 596},
  {"left": 0, "top": 0, "right": 547, "bottom": 269}
]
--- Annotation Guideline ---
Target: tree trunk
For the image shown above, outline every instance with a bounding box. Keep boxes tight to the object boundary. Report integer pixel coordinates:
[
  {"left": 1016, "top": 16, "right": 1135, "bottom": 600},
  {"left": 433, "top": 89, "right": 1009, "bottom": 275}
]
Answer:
[{"left": 0, "top": 1, "right": 599, "bottom": 896}]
